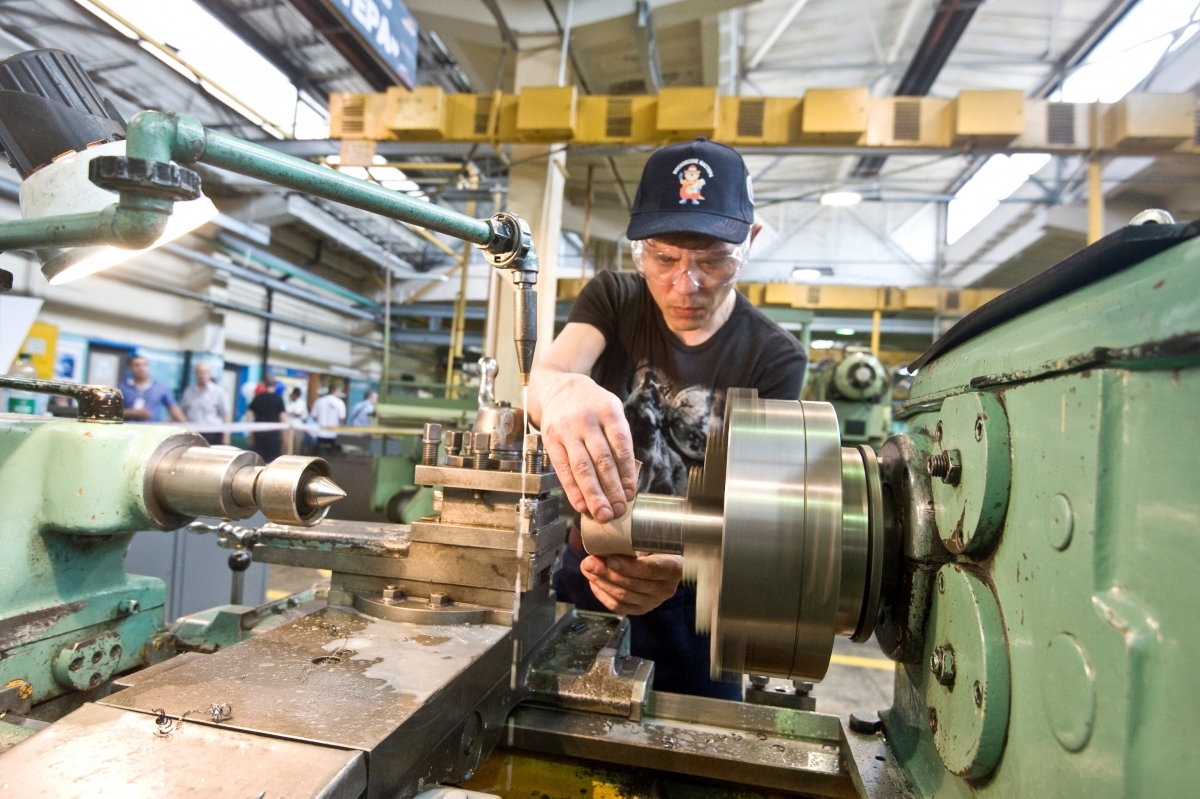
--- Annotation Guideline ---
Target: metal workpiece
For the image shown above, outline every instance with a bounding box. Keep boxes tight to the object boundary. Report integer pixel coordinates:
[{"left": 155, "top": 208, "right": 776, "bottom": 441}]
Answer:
[
  {"left": 152, "top": 446, "right": 344, "bottom": 526},
  {"left": 626, "top": 493, "right": 723, "bottom": 554},
  {"left": 0, "top": 702, "right": 368, "bottom": 799},
  {"left": 472, "top": 400, "right": 525, "bottom": 458},
  {"left": 0, "top": 374, "right": 123, "bottom": 421},
  {"left": 525, "top": 611, "right": 654, "bottom": 721}
]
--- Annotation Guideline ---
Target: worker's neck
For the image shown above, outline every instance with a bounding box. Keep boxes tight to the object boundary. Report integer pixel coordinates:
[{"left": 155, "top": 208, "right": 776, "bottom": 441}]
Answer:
[{"left": 666, "top": 288, "right": 737, "bottom": 347}]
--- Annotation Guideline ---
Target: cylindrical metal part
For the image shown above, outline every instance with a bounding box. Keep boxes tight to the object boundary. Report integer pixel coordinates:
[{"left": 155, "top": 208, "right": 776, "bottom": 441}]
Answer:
[
  {"left": 153, "top": 445, "right": 265, "bottom": 521},
  {"left": 524, "top": 432, "right": 543, "bottom": 474},
  {"left": 444, "top": 430, "right": 464, "bottom": 457},
  {"left": 228, "top": 550, "right": 251, "bottom": 605},
  {"left": 513, "top": 286, "right": 537, "bottom": 386},
  {"left": 837, "top": 447, "right": 871, "bottom": 636},
  {"left": 471, "top": 432, "right": 492, "bottom": 469},
  {"left": 253, "top": 455, "right": 341, "bottom": 526},
  {"left": 625, "top": 494, "right": 725, "bottom": 555},
  {"left": 422, "top": 422, "right": 442, "bottom": 465}
]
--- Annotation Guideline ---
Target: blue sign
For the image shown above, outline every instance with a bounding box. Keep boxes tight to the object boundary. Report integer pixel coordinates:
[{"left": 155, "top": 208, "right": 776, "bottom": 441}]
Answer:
[{"left": 326, "top": 0, "right": 419, "bottom": 89}]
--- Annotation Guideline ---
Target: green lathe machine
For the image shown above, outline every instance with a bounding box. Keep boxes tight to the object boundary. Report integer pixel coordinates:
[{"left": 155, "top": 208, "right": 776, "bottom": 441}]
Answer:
[{"left": 0, "top": 49, "right": 1198, "bottom": 799}]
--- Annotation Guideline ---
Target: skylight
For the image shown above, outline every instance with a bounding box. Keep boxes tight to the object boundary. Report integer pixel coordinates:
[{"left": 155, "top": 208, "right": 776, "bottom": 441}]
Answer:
[
  {"left": 947, "top": 154, "right": 1051, "bottom": 244},
  {"left": 76, "top": 0, "right": 329, "bottom": 139},
  {"left": 949, "top": 0, "right": 1200, "bottom": 244}
]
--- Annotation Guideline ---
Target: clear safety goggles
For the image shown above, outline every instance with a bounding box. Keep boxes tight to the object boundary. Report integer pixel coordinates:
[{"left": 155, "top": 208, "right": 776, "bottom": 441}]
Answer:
[{"left": 631, "top": 236, "right": 750, "bottom": 289}]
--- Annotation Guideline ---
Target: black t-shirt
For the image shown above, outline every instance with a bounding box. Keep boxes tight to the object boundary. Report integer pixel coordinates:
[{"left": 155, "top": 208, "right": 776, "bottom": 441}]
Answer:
[
  {"left": 555, "top": 271, "right": 807, "bottom": 700},
  {"left": 248, "top": 390, "right": 286, "bottom": 442}
]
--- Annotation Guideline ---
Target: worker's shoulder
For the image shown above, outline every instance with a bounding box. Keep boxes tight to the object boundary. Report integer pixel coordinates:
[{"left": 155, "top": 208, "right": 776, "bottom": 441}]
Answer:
[
  {"left": 733, "top": 293, "right": 806, "bottom": 356},
  {"left": 577, "top": 270, "right": 644, "bottom": 301}
]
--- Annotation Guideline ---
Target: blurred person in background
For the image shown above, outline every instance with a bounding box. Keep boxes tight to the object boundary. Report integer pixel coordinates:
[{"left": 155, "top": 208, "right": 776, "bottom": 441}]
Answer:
[
  {"left": 348, "top": 390, "right": 377, "bottom": 427},
  {"left": 180, "top": 361, "right": 230, "bottom": 445},
  {"left": 310, "top": 382, "right": 346, "bottom": 454},
  {"left": 121, "top": 355, "right": 186, "bottom": 423},
  {"left": 246, "top": 372, "right": 286, "bottom": 462}
]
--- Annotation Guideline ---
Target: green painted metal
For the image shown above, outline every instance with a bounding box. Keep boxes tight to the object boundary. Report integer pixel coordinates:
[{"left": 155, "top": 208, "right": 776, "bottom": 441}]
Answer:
[
  {"left": 883, "top": 234, "right": 1200, "bottom": 797},
  {"left": 0, "top": 417, "right": 183, "bottom": 705},
  {"left": 929, "top": 392, "right": 1010, "bottom": 557},
  {"left": 922, "top": 564, "right": 1010, "bottom": 779}
]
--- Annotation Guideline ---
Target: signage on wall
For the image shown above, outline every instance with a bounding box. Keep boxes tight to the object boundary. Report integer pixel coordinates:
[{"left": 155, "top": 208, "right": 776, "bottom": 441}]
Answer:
[{"left": 323, "top": 0, "right": 419, "bottom": 89}]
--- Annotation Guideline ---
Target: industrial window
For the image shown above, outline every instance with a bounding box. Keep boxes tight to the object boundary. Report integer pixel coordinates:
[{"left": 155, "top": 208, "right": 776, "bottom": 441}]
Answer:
[
  {"left": 1047, "top": 104, "right": 1076, "bottom": 145},
  {"left": 893, "top": 100, "right": 921, "bottom": 142},
  {"left": 737, "top": 99, "right": 765, "bottom": 138},
  {"left": 606, "top": 98, "right": 632, "bottom": 138},
  {"left": 474, "top": 95, "right": 493, "bottom": 136}
]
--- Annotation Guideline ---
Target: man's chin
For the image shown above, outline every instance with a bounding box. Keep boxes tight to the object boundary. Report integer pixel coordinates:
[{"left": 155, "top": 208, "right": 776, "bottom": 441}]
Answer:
[{"left": 664, "top": 311, "right": 708, "bottom": 331}]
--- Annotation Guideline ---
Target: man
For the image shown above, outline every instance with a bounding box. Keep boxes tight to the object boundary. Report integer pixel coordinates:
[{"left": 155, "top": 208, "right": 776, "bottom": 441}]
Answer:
[
  {"left": 348, "top": 390, "right": 377, "bottom": 427},
  {"left": 246, "top": 372, "right": 286, "bottom": 462},
  {"left": 120, "top": 355, "right": 187, "bottom": 423},
  {"left": 179, "top": 361, "right": 230, "bottom": 445},
  {"left": 310, "top": 382, "right": 346, "bottom": 454},
  {"left": 528, "top": 139, "right": 807, "bottom": 699},
  {"left": 285, "top": 387, "right": 308, "bottom": 423}
]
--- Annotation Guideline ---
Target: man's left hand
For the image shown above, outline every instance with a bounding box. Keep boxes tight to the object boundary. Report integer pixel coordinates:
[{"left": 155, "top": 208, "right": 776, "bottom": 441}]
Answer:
[{"left": 580, "top": 553, "right": 682, "bottom": 615}]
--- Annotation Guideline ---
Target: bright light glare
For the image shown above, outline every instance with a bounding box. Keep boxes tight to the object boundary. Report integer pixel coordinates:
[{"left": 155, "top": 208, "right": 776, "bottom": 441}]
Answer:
[
  {"left": 811, "top": 340, "right": 836, "bottom": 349},
  {"left": 337, "top": 166, "right": 371, "bottom": 180},
  {"left": 48, "top": 196, "right": 219, "bottom": 285},
  {"left": 93, "top": 0, "right": 313, "bottom": 133},
  {"left": 820, "top": 191, "right": 863, "bottom": 207},
  {"left": 1060, "top": 0, "right": 1200, "bottom": 102},
  {"left": 791, "top": 268, "right": 823, "bottom": 281},
  {"left": 947, "top": 154, "right": 1051, "bottom": 244},
  {"left": 835, "top": 328, "right": 856, "bottom": 336},
  {"left": 369, "top": 166, "right": 409, "bottom": 181}
]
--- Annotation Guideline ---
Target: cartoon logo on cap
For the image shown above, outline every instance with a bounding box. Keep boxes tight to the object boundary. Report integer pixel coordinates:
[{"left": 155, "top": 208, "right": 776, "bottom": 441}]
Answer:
[{"left": 674, "top": 158, "right": 713, "bottom": 206}]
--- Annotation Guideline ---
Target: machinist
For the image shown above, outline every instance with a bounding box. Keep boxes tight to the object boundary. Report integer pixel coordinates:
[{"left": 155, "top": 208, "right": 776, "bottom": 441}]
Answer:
[{"left": 528, "top": 139, "right": 808, "bottom": 699}]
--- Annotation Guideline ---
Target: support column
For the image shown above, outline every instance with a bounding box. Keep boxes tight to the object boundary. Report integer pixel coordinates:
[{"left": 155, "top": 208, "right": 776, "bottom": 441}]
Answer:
[
  {"left": 494, "top": 35, "right": 565, "bottom": 405},
  {"left": 1087, "top": 158, "right": 1104, "bottom": 245}
]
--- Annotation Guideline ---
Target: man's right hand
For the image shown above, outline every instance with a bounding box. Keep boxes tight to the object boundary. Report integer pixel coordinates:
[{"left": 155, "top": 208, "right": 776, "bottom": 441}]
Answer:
[{"left": 537, "top": 372, "right": 637, "bottom": 522}]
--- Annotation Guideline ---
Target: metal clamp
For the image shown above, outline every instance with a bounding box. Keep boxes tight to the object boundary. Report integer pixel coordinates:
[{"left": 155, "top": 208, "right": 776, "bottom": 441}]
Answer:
[
  {"left": 479, "top": 211, "right": 533, "bottom": 276},
  {"left": 0, "top": 375, "right": 123, "bottom": 422}
]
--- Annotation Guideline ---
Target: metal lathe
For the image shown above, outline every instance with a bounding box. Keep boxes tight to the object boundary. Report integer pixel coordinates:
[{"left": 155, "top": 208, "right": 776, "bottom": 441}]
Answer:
[{"left": 0, "top": 86, "right": 1198, "bottom": 798}]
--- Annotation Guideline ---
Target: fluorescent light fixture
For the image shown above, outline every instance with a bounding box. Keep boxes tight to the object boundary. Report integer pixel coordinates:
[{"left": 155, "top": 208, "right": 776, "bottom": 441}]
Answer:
[
  {"left": 811, "top": 339, "right": 836, "bottom": 349},
  {"left": 835, "top": 328, "right": 856, "bottom": 336},
  {"left": 337, "top": 166, "right": 371, "bottom": 180},
  {"left": 791, "top": 268, "right": 823, "bottom": 281},
  {"left": 820, "top": 191, "right": 863, "bottom": 207},
  {"left": 19, "top": 141, "right": 217, "bottom": 285},
  {"left": 947, "top": 153, "right": 1051, "bottom": 244}
]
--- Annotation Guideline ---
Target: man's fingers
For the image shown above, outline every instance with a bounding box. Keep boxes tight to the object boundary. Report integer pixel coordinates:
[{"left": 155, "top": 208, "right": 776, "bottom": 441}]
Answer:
[
  {"left": 588, "top": 583, "right": 641, "bottom": 615},
  {"left": 565, "top": 440, "right": 612, "bottom": 522},
  {"left": 584, "top": 431, "right": 627, "bottom": 518},
  {"left": 584, "top": 571, "right": 654, "bottom": 610},
  {"left": 606, "top": 554, "right": 684, "bottom": 581},
  {"left": 546, "top": 437, "right": 586, "bottom": 515}
]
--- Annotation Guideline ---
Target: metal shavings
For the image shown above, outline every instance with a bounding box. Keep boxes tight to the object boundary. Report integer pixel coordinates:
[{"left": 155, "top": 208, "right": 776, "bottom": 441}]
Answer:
[{"left": 151, "top": 703, "right": 233, "bottom": 737}]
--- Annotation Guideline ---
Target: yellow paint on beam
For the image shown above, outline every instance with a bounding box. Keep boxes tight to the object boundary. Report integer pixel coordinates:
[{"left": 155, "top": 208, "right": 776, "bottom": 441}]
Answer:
[{"left": 829, "top": 653, "right": 895, "bottom": 671}]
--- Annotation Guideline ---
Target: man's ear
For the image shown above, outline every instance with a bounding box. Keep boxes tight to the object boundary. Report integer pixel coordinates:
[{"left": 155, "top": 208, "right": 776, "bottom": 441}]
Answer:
[{"left": 749, "top": 222, "right": 763, "bottom": 247}]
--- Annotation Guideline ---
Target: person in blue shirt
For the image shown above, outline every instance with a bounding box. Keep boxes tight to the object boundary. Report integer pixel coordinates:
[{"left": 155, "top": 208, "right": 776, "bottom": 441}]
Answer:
[
  {"left": 348, "top": 390, "right": 377, "bottom": 427},
  {"left": 120, "top": 355, "right": 186, "bottom": 423}
]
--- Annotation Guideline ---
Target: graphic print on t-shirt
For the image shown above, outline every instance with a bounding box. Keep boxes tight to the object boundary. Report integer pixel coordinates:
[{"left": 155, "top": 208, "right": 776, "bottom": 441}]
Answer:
[{"left": 623, "top": 361, "right": 723, "bottom": 495}]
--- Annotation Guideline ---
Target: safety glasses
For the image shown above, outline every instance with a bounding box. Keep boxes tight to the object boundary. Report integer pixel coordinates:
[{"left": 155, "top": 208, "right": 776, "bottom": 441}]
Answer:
[{"left": 631, "top": 236, "right": 750, "bottom": 289}]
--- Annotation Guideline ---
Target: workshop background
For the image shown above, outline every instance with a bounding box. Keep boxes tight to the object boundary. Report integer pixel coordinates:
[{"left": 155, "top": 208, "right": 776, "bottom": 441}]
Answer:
[{"left": 1, "top": 0, "right": 1198, "bottom": 734}]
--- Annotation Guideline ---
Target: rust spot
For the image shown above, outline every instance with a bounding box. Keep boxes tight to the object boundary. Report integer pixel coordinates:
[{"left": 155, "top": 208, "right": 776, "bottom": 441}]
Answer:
[
  {"left": 1081, "top": 370, "right": 1091, "bottom": 378},
  {"left": 927, "top": 706, "right": 939, "bottom": 734},
  {"left": 412, "top": 634, "right": 451, "bottom": 647},
  {"left": 82, "top": 430, "right": 93, "bottom": 438},
  {"left": 1153, "top": 279, "right": 1165, "bottom": 289}
]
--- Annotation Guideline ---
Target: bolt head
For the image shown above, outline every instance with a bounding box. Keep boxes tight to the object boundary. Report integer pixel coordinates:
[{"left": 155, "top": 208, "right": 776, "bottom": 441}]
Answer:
[
  {"left": 423, "top": 422, "right": 443, "bottom": 443},
  {"left": 381, "top": 585, "right": 404, "bottom": 601},
  {"left": 749, "top": 674, "right": 770, "bottom": 688},
  {"left": 428, "top": 592, "right": 452, "bottom": 607}
]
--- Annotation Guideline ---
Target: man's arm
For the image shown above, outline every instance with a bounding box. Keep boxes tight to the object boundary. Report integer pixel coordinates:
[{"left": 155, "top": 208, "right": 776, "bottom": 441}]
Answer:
[
  {"left": 167, "top": 403, "right": 187, "bottom": 423},
  {"left": 527, "top": 321, "right": 638, "bottom": 522}
]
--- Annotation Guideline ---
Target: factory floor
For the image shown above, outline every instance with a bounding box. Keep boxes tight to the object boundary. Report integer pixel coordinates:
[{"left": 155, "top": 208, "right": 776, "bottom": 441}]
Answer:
[{"left": 265, "top": 565, "right": 895, "bottom": 719}]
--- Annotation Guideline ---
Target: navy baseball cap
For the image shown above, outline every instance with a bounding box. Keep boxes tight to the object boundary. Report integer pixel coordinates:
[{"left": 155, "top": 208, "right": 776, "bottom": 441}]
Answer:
[{"left": 626, "top": 138, "right": 754, "bottom": 244}]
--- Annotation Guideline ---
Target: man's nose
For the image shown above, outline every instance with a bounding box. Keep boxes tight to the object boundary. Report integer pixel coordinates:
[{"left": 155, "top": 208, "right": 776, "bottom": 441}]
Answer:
[{"left": 671, "top": 266, "right": 701, "bottom": 294}]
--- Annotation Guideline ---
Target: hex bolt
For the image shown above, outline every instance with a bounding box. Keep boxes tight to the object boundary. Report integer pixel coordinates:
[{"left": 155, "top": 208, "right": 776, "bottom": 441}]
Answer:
[
  {"left": 524, "top": 432, "right": 544, "bottom": 474},
  {"left": 930, "top": 644, "right": 956, "bottom": 687},
  {"left": 443, "top": 430, "right": 464, "bottom": 457},
  {"left": 381, "top": 585, "right": 404, "bottom": 601},
  {"left": 422, "top": 423, "right": 443, "bottom": 466},
  {"left": 428, "top": 592, "right": 452, "bottom": 607},
  {"left": 471, "top": 432, "right": 492, "bottom": 469},
  {"left": 927, "top": 449, "right": 962, "bottom": 486},
  {"left": 117, "top": 598, "right": 140, "bottom": 615},
  {"left": 749, "top": 674, "right": 770, "bottom": 689},
  {"left": 849, "top": 711, "right": 882, "bottom": 735},
  {"left": 793, "top": 680, "right": 814, "bottom": 695}
]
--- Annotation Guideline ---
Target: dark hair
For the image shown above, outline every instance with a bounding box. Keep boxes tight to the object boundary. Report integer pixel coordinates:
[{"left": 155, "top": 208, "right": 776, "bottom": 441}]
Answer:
[
  {"left": 129, "top": 355, "right": 147, "bottom": 364},
  {"left": 290, "top": 387, "right": 302, "bottom": 398},
  {"left": 650, "top": 232, "right": 722, "bottom": 249}
]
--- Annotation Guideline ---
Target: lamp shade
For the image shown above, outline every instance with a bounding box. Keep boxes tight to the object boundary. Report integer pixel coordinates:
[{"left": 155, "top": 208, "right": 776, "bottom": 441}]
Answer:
[{"left": 19, "top": 140, "right": 217, "bottom": 284}]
